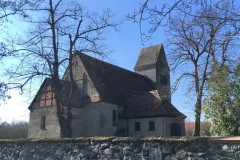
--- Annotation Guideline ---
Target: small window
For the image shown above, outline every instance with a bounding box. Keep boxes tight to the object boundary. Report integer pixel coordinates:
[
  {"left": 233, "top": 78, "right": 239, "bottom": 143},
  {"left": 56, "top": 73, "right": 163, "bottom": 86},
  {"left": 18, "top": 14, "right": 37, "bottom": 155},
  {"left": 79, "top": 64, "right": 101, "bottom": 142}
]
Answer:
[
  {"left": 149, "top": 121, "right": 155, "bottom": 131},
  {"left": 112, "top": 110, "right": 117, "bottom": 126},
  {"left": 135, "top": 122, "right": 141, "bottom": 131},
  {"left": 40, "top": 115, "right": 46, "bottom": 129}
]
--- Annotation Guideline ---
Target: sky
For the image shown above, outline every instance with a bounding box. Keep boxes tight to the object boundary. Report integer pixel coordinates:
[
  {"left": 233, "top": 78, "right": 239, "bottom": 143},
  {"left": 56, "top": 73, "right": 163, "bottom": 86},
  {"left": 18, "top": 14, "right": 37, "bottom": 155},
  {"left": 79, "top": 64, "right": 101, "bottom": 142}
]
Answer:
[{"left": 0, "top": 0, "right": 194, "bottom": 123}]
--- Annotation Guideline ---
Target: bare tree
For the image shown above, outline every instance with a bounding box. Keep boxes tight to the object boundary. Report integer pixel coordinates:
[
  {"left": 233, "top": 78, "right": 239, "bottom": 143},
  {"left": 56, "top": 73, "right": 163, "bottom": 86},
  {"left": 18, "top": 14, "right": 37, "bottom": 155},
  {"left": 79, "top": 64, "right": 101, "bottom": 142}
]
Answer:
[
  {"left": 0, "top": 83, "right": 10, "bottom": 102},
  {"left": 7, "top": 0, "right": 119, "bottom": 137},
  {"left": 0, "top": 0, "right": 28, "bottom": 24},
  {"left": 128, "top": 0, "right": 240, "bottom": 136},
  {"left": 128, "top": 0, "right": 240, "bottom": 42},
  {"left": 0, "top": 119, "right": 28, "bottom": 139},
  {"left": 168, "top": 2, "right": 240, "bottom": 136},
  {"left": 0, "top": 0, "right": 29, "bottom": 101}
]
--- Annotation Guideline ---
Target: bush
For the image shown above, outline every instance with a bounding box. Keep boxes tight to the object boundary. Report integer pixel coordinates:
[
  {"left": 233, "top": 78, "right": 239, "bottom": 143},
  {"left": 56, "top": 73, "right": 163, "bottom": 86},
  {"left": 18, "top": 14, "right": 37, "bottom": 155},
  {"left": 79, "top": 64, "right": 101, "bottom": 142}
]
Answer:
[{"left": 0, "top": 120, "right": 28, "bottom": 139}]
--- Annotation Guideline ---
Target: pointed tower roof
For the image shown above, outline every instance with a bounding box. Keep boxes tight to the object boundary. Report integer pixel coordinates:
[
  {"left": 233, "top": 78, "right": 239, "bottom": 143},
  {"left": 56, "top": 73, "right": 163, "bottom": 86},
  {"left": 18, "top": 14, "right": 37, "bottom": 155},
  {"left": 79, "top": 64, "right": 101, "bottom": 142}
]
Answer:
[{"left": 134, "top": 44, "right": 169, "bottom": 71}]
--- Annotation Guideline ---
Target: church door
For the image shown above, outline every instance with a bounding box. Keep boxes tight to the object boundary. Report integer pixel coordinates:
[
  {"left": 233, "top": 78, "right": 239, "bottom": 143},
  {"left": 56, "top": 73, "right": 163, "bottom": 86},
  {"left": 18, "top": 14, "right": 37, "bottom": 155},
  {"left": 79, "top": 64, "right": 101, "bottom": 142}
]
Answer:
[{"left": 170, "top": 123, "right": 181, "bottom": 136}]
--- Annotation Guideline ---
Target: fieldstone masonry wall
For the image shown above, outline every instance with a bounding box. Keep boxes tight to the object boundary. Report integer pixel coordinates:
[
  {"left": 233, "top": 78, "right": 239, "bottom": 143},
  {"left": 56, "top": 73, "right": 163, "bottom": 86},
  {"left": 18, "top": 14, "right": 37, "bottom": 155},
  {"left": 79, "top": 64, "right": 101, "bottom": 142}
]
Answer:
[{"left": 0, "top": 137, "right": 239, "bottom": 160}]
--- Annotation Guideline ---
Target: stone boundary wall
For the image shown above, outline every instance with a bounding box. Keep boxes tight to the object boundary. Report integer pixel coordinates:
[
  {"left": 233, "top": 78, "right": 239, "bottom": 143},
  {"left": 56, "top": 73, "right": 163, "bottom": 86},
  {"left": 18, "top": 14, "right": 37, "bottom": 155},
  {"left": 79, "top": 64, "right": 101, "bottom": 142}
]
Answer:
[{"left": 0, "top": 137, "right": 239, "bottom": 160}]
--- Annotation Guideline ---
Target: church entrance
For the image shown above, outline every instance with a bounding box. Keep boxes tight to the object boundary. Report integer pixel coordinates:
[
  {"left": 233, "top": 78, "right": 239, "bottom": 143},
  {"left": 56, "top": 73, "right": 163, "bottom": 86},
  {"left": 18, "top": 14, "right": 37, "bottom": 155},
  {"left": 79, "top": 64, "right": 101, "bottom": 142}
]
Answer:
[{"left": 170, "top": 123, "right": 181, "bottom": 136}]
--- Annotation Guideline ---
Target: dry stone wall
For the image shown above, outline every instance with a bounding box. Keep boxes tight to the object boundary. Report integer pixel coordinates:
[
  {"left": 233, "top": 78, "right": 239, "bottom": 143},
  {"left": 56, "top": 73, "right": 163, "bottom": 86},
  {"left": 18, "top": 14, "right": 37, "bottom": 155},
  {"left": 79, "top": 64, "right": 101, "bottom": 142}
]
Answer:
[{"left": 0, "top": 137, "right": 239, "bottom": 160}]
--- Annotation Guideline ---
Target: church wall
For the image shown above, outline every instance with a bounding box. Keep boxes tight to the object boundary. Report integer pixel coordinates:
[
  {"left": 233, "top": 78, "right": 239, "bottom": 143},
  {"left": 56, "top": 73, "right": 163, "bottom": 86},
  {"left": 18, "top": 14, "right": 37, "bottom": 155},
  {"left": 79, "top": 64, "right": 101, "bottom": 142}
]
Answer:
[
  {"left": 28, "top": 107, "right": 60, "bottom": 138},
  {"left": 118, "top": 119, "right": 128, "bottom": 136},
  {"left": 128, "top": 117, "right": 166, "bottom": 137},
  {"left": 71, "top": 102, "right": 119, "bottom": 137},
  {"left": 98, "top": 102, "right": 119, "bottom": 136},
  {"left": 62, "top": 55, "right": 98, "bottom": 97},
  {"left": 128, "top": 117, "right": 185, "bottom": 137},
  {"left": 71, "top": 103, "right": 100, "bottom": 137}
]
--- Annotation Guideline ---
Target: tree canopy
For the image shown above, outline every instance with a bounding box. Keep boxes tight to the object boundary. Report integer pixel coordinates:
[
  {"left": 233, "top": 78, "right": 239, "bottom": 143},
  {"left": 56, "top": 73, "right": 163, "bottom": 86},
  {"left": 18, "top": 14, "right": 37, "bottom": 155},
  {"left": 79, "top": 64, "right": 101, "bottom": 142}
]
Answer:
[{"left": 204, "top": 61, "right": 240, "bottom": 136}]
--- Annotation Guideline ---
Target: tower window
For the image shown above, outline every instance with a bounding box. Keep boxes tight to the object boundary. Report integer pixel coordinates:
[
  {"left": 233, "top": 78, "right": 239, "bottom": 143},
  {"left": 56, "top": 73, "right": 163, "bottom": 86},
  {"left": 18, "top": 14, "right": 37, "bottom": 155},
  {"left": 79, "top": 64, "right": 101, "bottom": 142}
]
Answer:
[
  {"left": 160, "top": 74, "right": 167, "bottom": 85},
  {"left": 135, "top": 122, "right": 141, "bottom": 131},
  {"left": 149, "top": 121, "right": 155, "bottom": 131}
]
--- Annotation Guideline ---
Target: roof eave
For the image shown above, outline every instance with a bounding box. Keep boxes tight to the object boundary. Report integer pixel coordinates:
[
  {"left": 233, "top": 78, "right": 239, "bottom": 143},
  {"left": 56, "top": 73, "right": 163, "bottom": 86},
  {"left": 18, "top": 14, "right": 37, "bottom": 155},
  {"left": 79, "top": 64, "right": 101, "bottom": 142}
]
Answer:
[{"left": 122, "top": 114, "right": 186, "bottom": 119}]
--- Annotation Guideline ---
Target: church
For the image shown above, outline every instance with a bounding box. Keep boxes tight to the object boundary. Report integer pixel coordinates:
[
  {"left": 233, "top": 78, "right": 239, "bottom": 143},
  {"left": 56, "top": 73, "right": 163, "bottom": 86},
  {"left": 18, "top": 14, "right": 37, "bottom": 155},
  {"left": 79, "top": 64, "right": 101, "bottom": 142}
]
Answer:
[{"left": 28, "top": 44, "right": 186, "bottom": 138}]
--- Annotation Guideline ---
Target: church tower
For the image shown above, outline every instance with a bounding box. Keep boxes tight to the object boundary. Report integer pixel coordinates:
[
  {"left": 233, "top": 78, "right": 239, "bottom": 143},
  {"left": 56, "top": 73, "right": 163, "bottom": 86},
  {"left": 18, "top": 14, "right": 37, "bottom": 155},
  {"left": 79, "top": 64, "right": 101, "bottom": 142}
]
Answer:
[{"left": 134, "top": 44, "right": 171, "bottom": 102}]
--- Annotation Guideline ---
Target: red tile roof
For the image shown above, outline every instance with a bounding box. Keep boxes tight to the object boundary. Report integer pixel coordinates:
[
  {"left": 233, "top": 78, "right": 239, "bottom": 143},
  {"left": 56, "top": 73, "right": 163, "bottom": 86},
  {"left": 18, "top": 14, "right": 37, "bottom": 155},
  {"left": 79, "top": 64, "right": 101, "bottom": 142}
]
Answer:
[{"left": 185, "top": 122, "right": 195, "bottom": 127}]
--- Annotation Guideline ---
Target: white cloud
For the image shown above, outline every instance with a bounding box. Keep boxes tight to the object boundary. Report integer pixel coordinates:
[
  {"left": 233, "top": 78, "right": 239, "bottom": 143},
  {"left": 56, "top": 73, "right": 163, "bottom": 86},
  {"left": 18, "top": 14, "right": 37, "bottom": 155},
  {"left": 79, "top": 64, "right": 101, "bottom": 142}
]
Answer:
[{"left": 0, "top": 90, "right": 30, "bottom": 123}]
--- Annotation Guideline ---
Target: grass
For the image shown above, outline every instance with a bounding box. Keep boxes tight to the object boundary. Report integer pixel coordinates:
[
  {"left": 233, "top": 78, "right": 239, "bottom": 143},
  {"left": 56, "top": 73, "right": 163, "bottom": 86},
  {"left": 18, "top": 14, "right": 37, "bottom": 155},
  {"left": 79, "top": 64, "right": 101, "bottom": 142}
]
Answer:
[{"left": 0, "top": 136, "right": 209, "bottom": 143}]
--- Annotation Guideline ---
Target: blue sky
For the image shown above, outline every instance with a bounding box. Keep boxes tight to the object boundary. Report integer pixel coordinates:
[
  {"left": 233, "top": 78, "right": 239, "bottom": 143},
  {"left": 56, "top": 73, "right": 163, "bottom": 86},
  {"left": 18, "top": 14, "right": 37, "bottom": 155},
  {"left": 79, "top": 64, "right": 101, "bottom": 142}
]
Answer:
[{"left": 0, "top": 1, "right": 194, "bottom": 123}]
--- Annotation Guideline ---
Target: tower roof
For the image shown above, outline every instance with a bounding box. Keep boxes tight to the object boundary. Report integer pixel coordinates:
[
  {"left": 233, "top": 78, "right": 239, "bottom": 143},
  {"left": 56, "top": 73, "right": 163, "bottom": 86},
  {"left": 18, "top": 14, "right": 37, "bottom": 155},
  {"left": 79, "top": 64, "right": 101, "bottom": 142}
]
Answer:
[{"left": 134, "top": 44, "right": 169, "bottom": 71}]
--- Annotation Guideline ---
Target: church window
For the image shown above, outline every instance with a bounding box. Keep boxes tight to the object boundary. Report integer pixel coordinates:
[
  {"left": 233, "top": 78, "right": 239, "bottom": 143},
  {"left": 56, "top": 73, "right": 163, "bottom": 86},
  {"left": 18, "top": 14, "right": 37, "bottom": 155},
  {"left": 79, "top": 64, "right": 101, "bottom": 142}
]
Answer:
[
  {"left": 40, "top": 115, "right": 46, "bottom": 129},
  {"left": 135, "top": 122, "right": 141, "bottom": 131},
  {"left": 112, "top": 110, "right": 117, "bottom": 126},
  {"left": 149, "top": 121, "right": 155, "bottom": 131}
]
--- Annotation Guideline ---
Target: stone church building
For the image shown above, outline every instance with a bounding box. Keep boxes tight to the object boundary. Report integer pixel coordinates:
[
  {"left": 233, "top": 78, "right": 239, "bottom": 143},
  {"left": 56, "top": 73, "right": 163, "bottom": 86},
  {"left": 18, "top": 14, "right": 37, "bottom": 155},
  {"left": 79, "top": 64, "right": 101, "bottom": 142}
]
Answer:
[{"left": 28, "top": 44, "right": 186, "bottom": 138}]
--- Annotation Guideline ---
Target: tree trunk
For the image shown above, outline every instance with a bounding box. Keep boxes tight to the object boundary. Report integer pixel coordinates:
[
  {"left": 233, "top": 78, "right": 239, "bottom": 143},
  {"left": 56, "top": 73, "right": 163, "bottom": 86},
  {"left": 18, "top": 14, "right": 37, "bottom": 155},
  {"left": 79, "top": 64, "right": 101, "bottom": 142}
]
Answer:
[
  {"left": 193, "top": 98, "right": 202, "bottom": 136},
  {"left": 234, "top": 127, "right": 239, "bottom": 136},
  {"left": 49, "top": 0, "right": 73, "bottom": 138},
  {"left": 52, "top": 78, "right": 72, "bottom": 138},
  {"left": 58, "top": 114, "right": 72, "bottom": 137}
]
